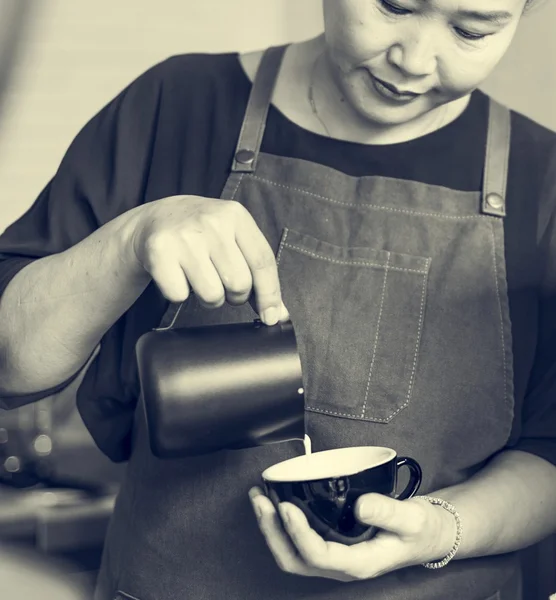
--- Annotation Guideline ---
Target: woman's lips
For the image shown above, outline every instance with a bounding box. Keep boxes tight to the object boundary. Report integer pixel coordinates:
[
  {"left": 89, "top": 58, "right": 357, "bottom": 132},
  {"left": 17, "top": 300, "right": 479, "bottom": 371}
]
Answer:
[{"left": 370, "top": 74, "right": 422, "bottom": 104}]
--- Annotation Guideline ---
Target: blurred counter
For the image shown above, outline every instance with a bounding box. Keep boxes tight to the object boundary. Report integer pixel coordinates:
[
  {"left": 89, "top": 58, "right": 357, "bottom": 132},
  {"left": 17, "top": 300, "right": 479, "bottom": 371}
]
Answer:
[
  {"left": 0, "top": 485, "right": 116, "bottom": 550},
  {"left": 0, "top": 484, "right": 118, "bottom": 597}
]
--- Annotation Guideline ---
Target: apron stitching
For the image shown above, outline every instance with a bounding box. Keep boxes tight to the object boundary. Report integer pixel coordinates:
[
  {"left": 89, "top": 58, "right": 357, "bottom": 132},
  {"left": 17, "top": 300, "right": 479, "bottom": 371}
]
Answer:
[
  {"left": 281, "top": 242, "right": 428, "bottom": 274},
  {"left": 276, "top": 228, "right": 289, "bottom": 266},
  {"left": 250, "top": 174, "right": 484, "bottom": 220},
  {"left": 489, "top": 223, "right": 509, "bottom": 407},
  {"left": 361, "top": 252, "right": 391, "bottom": 417},
  {"left": 230, "top": 172, "right": 245, "bottom": 200},
  {"left": 405, "top": 258, "right": 431, "bottom": 410},
  {"left": 300, "top": 249, "right": 430, "bottom": 421},
  {"left": 364, "top": 256, "right": 430, "bottom": 422},
  {"left": 306, "top": 405, "right": 374, "bottom": 418},
  {"left": 501, "top": 117, "right": 510, "bottom": 196},
  {"left": 276, "top": 228, "right": 364, "bottom": 419}
]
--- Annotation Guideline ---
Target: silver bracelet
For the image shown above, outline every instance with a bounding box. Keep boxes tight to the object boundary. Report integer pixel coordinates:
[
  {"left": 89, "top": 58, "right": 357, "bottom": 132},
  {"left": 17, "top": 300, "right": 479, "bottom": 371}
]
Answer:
[{"left": 417, "top": 495, "right": 463, "bottom": 569}]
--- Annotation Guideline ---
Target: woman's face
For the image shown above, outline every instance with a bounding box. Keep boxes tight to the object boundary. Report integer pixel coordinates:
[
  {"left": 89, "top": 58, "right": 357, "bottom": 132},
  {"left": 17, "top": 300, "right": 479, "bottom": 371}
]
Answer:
[{"left": 322, "top": 0, "right": 528, "bottom": 126}]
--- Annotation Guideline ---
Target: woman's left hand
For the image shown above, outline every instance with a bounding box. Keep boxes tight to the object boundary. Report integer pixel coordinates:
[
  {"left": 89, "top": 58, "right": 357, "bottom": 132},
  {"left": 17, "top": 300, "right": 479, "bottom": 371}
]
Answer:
[{"left": 248, "top": 487, "right": 456, "bottom": 581}]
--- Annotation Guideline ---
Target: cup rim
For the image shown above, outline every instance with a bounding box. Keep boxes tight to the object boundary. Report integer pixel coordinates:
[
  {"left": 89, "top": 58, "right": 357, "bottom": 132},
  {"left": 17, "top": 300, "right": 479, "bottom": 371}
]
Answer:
[{"left": 262, "top": 446, "right": 397, "bottom": 483}]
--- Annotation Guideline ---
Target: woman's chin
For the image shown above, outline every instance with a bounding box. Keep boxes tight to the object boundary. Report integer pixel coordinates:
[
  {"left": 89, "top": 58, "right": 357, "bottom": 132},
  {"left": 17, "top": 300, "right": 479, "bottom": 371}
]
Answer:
[{"left": 357, "top": 101, "right": 433, "bottom": 129}]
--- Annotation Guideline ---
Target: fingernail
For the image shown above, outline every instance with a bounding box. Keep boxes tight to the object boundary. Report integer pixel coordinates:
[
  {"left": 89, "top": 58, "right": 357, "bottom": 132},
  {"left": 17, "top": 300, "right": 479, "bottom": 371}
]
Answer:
[
  {"left": 248, "top": 487, "right": 262, "bottom": 501},
  {"left": 248, "top": 487, "right": 265, "bottom": 519},
  {"left": 263, "top": 307, "right": 278, "bottom": 325},
  {"left": 279, "top": 302, "right": 290, "bottom": 322}
]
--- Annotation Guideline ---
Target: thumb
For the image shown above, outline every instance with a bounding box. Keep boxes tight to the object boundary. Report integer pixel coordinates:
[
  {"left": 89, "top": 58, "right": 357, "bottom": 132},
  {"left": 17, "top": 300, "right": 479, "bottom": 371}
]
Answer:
[{"left": 355, "top": 493, "right": 412, "bottom": 536}]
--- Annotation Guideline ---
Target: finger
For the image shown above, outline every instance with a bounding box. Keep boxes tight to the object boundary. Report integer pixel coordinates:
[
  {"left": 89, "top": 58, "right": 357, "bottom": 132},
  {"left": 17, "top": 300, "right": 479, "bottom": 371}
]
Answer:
[
  {"left": 355, "top": 493, "right": 418, "bottom": 537},
  {"left": 248, "top": 295, "right": 290, "bottom": 323},
  {"left": 235, "top": 218, "right": 283, "bottom": 326},
  {"left": 249, "top": 490, "right": 308, "bottom": 575},
  {"left": 149, "top": 259, "right": 191, "bottom": 303},
  {"left": 248, "top": 486, "right": 265, "bottom": 500},
  {"left": 283, "top": 503, "right": 415, "bottom": 580},
  {"left": 278, "top": 302, "right": 290, "bottom": 322},
  {"left": 140, "top": 235, "right": 191, "bottom": 303},
  {"left": 279, "top": 503, "right": 354, "bottom": 573},
  {"left": 209, "top": 235, "right": 253, "bottom": 306},
  {"left": 180, "top": 243, "right": 226, "bottom": 309}
]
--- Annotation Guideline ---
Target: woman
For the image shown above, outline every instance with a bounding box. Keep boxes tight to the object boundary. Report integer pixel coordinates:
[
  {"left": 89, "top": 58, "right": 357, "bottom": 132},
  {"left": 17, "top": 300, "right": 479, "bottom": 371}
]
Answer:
[{"left": 0, "top": 0, "right": 555, "bottom": 599}]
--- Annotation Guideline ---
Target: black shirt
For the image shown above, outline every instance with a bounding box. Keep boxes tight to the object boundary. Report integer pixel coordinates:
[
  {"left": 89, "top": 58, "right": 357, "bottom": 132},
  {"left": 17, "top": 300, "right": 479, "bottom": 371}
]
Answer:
[{"left": 1, "top": 52, "right": 556, "bottom": 465}]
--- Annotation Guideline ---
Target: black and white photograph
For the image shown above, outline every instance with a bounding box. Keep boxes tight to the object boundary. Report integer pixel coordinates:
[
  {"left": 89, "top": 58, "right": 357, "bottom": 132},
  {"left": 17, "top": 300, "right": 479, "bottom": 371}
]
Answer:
[{"left": 0, "top": 1, "right": 555, "bottom": 599}]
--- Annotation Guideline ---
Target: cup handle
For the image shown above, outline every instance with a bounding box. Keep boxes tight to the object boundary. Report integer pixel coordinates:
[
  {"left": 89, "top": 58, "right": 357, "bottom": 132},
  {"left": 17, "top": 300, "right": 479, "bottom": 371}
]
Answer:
[{"left": 395, "top": 457, "right": 422, "bottom": 500}]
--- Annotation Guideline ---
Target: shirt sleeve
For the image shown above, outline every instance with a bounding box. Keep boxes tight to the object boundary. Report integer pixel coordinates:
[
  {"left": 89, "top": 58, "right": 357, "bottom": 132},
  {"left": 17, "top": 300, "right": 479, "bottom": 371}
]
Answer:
[
  {"left": 512, "top": 147, "right": 556, "bottom": 466},
  {"left": 0, "top": 58, "right": 168, "bottom": 405}
]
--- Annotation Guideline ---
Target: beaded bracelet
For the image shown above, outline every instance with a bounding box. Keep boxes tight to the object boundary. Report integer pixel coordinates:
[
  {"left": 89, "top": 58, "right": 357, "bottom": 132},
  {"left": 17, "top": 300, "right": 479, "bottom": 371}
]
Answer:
[{"left": 416, "top": 496, "right": 463, "bottom": 569}]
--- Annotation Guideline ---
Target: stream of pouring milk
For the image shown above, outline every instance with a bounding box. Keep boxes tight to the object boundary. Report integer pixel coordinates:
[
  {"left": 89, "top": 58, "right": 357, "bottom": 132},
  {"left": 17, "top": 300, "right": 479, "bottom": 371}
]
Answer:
[{"left": 303, "top": 434, "right": 312, "bottom": 456}]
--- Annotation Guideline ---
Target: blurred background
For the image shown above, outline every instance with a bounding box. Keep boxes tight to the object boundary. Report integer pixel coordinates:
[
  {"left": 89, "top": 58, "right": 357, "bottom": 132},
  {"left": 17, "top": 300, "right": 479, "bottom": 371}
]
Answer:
[{"left": 0, "top": 1, "right": 554, "bottom": 598}]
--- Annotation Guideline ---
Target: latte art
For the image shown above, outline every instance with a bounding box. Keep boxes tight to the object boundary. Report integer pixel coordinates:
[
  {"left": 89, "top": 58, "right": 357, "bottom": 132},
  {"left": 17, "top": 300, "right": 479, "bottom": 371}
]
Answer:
[{"left": 263, "top": 446, "right": 396, "bottom": 482}]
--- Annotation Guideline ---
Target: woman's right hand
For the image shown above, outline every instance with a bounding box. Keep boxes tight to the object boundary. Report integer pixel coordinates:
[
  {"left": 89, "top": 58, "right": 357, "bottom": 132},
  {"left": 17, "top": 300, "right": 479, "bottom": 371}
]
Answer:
[{"left": 128, "top": 195, "right": 289, "bottom": 325}]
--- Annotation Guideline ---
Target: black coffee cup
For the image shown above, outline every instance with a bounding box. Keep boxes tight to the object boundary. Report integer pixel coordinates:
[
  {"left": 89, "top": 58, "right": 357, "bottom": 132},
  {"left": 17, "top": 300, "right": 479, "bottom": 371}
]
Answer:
[
  {"left": 136, "top": 319, "right": 305, "bottom": 459},
  {"left": 262, "top": 446, "right": 422, "bottom": 545}
]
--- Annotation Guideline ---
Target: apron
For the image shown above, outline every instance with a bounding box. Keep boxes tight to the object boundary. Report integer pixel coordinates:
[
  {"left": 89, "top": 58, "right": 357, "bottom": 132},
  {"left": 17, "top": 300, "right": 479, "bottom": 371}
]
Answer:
[{"left": 95, "top": 46, "right": 522, "bottom": 600}]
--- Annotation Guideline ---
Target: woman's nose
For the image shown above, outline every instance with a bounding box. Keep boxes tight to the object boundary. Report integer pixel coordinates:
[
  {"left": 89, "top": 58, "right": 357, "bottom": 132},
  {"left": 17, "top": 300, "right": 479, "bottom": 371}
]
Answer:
[{"left": 387, "top": 32, "right": 437, "bottom": 78}]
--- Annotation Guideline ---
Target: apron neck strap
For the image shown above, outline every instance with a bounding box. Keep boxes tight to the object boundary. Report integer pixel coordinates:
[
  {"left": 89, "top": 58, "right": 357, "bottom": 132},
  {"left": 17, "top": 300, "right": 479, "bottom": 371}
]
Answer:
[
  {"left": 227, "top": 48, "right": 511, "bottom": 218},
  {"left": 230, "top": 45, "right": 287, "bottom": 175},
  {"left": 158, "top": 46, "right": 287, "bottom": 330},
  {"left": 482, "top": 98, "right": 511, "bottom": 217}
]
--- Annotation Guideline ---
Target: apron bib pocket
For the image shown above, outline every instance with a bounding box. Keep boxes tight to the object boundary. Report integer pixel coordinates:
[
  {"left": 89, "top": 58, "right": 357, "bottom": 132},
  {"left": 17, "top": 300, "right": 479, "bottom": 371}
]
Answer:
[{"left": 277, "top": 228, "right": 431, "bottom": 423}]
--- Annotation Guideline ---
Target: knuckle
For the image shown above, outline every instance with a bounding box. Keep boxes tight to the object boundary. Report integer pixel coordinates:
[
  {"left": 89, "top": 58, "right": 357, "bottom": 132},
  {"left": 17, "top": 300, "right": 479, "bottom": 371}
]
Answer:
[
  {"left": 408, "top": 505, "right": 428, "bottom": 534},
  {"left": 200, "top": 299, "right": 225, "bottom": 309},
  {"left": 345, "top": 566, "right": 368, "bottom": 581},
  {"left": 274, "top": 556, "right": 295, "bottom": 573},
  {"left": 198, "top": 289, "right": 225, "bottom": 306},
  {"left": 197, "top": 211, "right": 223, "bottom": 232},
  {"left": 144, "top": 230, "right": 172, "bottom": 258},
  {"left": 225, "top": 200, "right": 245, "bottom": 216},
  {"left": 258, "top": 286, "right": 281, "bottom": 304},
  {"left": 378, "top": 501, "right": 396, "bottom": 523},
  {"left": 226, "top": 295, "right": 249, "bottom": 307},
  {"left": 251, "top": 249, "right": 277, "bottom": 272},
  {"left": 205, "top": 295, "right": 226, "bottom": 307},
  {"left": 171, "top": 289, "right": 190, "bottom": 304},
  {"left": 225, "top": 276, "right": 252, "bottom": 294},
  {"left": 305, "top": 550, "right": 329, "bottom": 571}
]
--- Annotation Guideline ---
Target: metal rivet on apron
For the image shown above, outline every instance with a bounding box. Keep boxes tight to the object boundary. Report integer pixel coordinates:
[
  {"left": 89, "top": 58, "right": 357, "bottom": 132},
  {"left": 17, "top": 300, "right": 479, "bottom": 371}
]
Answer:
[
  {"left": 486, "top": 193, "right": 504, "bottom": 210},
  {"left": 235, "top": 149, "right": 255, "bottom": 165}
]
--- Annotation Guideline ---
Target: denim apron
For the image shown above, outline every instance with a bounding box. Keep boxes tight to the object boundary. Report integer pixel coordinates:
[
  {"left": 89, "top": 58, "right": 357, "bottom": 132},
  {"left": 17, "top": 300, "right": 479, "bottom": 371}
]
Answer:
[{"left": 96, "top": 46, "right": 521, "bottom": 600}]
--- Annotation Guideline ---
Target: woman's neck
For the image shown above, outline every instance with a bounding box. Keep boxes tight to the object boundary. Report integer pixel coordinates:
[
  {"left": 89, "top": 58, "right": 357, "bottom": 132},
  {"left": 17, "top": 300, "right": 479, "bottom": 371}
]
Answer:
[{"left": 274, "top": 37, "right": 470, "bottom": 146}]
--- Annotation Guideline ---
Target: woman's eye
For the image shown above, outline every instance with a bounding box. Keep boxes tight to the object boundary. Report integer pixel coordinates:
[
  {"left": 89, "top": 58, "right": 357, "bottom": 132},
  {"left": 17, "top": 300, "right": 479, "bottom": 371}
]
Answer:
[
  {"left": 454, "top": 27, "right": 488, "bottom": 41},
  {"left": 379, "top": 0, "right": 412, "bottom": 16}
]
